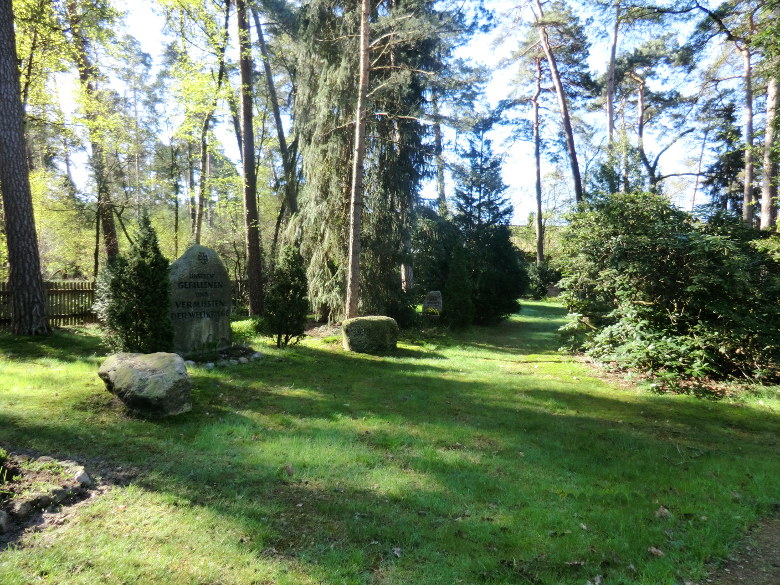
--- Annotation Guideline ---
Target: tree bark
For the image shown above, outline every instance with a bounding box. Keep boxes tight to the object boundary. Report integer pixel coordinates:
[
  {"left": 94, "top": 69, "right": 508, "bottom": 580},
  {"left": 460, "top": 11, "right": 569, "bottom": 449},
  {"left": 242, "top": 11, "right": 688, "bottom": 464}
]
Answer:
[
  {"left": 532, "top": 57, "right": 544, "bottom": 266},
  {"left": 65, "top": 0, "right": 119, "bottom": 259},
  {"left": 0, "top": 2, "right": 49, "bottom": 335},
  {"left": 606, "top": 1, "right": 621, "bottom": 145},
  {"left": 237, "top": 0, "right": 264, "bottom": 315},
  {"left": 761, "top": 75, "right": 778, "bottom": 230},
  {"left": 534, "top": 0, "right": 583, "bottom": 203},
  {"left": 741, "top": 47, "right": 755, "bottom": 226},
  {"left": 433, "top": 92, "right": 447, "bottom": 216},
  {"left": 345, "top": 0, "right": 371, "bottom": 319},
  {"left": 194, "top": 1, "right": 230, "bottom": 245}
]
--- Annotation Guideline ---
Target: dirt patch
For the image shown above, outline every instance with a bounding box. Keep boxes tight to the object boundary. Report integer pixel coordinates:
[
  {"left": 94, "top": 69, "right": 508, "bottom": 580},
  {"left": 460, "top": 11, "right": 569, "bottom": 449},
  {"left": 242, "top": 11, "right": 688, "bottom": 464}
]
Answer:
[
  {"left": 0, "top": 449, "right": 139, "bottom": 551},
  {"left": 701, "top": 515, "right": 780, "bottom": 585},
  {"left": 305, "top": 321, "right": 341, "bottom": 339}
]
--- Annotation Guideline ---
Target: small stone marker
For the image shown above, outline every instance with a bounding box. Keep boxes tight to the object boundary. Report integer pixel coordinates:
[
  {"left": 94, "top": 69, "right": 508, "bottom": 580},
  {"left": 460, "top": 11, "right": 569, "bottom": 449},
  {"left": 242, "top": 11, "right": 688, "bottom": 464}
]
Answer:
[
  {"left": 423, "top": 290, "right": 443, "bottom": 314},
  {"left": 169, "top": 245, "right": 232, "bottom": 356}
]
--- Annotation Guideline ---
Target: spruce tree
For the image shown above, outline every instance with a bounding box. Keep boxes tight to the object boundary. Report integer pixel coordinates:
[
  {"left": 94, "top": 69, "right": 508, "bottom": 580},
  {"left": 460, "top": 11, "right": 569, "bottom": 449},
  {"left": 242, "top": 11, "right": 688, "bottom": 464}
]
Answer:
[
  {"left": 257, "top": 246, "right": 309, "bottom": 348},
  {"left": 95, "top": 213, "right": 173, "bottom": 353}
]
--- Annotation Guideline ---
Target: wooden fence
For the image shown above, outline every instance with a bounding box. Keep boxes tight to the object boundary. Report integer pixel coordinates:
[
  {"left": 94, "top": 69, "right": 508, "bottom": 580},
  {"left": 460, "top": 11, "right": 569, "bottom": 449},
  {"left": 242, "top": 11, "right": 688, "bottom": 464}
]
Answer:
[
  {"left": 0, "top": 280, "right": 248, "bottom": 329},
  {"left": 0, "top": 281, "right": 97, "bottom": 328}
]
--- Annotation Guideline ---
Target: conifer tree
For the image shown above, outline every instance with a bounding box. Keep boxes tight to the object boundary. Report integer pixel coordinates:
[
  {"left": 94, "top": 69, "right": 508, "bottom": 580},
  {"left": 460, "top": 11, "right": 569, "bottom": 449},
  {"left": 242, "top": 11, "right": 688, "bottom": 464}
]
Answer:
[{"left": 95, "top": 213, "right": 173, "bottom": 353}]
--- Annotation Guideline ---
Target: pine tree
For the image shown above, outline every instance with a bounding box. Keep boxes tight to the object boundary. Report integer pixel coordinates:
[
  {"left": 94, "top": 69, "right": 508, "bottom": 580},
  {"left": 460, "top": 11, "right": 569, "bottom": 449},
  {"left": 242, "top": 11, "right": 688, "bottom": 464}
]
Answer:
[{"left": 95, "top": 213, "right": 173, "bottom": 353}]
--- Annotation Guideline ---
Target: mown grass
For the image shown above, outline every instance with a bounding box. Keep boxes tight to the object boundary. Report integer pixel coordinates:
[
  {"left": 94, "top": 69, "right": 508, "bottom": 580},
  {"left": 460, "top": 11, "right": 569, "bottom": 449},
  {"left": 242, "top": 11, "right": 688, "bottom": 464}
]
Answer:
[{"left": 0, "top": 301, "right": 778, "bottom": 585}]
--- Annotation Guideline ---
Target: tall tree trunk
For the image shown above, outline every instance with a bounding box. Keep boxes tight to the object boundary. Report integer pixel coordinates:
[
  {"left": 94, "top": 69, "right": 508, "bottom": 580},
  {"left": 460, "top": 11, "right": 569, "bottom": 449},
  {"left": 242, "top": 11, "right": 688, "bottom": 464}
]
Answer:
[
  {"left": 345, "top": 0, "right": 371, "bottom": 320},
  {"left": 194, "top": 1, "right": 230, "bottom": 245},
  {"left": 0, "top": 2, "right": 49, "bottom": 335},
  {"left": 187, "top": 140, "right": 196, "bottom": 234},
  {"left": 251, "top": 7, "right": 295, "bottom": 212},
  {"left": 433, "top": 92, "right": 447, "bottom": 216},
  {"left": 606, "top": 1, "right": 621, "bottom": 145},
  {"left": 237, "top": 0, "right": 264, "bottom": 316},
  {"left": 532, "top": 57, "right": 544, "bottom": 266},
  {"left": 761, "top": 75, "right": 778, "bottom": 230},
  {"left": 534, "top": 0, "right": 583, "bottom": 203},
  {"left": 65, "top": 0, "right": 119, "bottom": 259},
  {"left": 741, "top": 47, "right": 755, "bottom": 225}
]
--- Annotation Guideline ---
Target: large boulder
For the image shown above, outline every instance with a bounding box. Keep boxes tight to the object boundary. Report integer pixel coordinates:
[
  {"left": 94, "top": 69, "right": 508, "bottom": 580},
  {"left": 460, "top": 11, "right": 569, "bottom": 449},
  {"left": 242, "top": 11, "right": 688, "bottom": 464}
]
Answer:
[
  {"left": 342, "top": 316, "right": 398, "bottom": 355},
  {"left": 98, "top": 353, "right": 192, "bottom": 416}
]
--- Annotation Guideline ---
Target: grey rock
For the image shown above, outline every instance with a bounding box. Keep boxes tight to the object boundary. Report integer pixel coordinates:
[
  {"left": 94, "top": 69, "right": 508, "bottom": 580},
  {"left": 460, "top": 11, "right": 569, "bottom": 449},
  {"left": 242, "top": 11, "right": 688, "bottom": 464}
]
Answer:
[
  {"left": 229, "top": 359, "right": 239, "bottom": 366},
  {"left": 217, "top": 360, "right": 229, "bottom": 367},
  {"left": 0, "top": 510, "right": 8, "bottom": 532},
  {"left": 98, "top": 352, "right": 192, "bottom": 417},
  {"left": 73, "top": 468, "right": 93, "bottom": 486},
  {"left": 251, "top": 352, "right": 263, "bottom": 360},
  {"left": 169, "top": 245, "right": 232, "bottom": 356},
  {"left": 342, "top": 316, "right": 399, "bottom": 354},
  {"left": 184, "top": 360, "right": 196, "bottom": 368},
  {"left": 205, "top": 362, "right": 215, "bottom": 370},
  {"left": 238, "top": 357, "right": 249, "bottom": 364},
  {"left": 11, "top": 499, "right": 32, "bottom": 518}
]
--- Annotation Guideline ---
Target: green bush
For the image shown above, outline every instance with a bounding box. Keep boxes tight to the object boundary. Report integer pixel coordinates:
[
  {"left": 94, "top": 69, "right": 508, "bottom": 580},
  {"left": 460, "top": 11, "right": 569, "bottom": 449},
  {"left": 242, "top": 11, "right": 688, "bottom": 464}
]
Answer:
[
  {"left": 558, "top": 193, "right": 780, "bottom": 384},
  {"left": 527, "top": 260, "right": 561, "bottom": 300},
  {"left": 256, "top": 246, "right": 309, "bottom": 348},
  {"left": 94, "top": 213, "right": 173, "bottom": 353}
]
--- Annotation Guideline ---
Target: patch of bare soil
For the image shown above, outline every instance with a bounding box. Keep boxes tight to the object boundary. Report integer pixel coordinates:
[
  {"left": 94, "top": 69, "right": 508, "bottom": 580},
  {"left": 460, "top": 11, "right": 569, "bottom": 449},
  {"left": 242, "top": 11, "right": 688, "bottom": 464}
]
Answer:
[
  {"left": 0, "top": 449, "right": 139, "bottom": 551},
  {"left": 305, "top": 320, "right": 341, "bottom": 339},
  {"left": 700, "top": 515, "right": 780, "bottom": 585}
]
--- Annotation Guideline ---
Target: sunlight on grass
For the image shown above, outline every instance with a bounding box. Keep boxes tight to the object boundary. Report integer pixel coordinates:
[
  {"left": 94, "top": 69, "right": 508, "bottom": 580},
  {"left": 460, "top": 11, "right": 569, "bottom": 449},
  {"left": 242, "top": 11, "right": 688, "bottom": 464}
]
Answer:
[{"left": 0, "top": 301, "right": 778, "bottom": 584}]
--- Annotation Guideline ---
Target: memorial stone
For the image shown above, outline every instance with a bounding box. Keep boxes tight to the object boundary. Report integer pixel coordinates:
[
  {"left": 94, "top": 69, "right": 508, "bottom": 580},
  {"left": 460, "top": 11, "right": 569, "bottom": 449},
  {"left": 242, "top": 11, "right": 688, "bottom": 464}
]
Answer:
[
  {"left": 169, "top": 245, "right": 232, "bottom": 355},
  {"left": 423, "top": 290, "right": 443, "bottom": 314}
]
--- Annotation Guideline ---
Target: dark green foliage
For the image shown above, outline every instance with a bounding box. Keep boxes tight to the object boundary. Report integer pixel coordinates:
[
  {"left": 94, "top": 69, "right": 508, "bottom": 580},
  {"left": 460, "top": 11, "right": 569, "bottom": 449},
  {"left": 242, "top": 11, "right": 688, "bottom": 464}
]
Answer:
[
  {"left": 527, "top": 259, "right": 561, "bottom": 300},
  {"left": 441, "top": 242, "right": 474, "bottom": 328},
  {"left": 94, "top": 213, "right": 173, "bottom": 353},
  {"left": 468, "top": 226, "right": 525, "bottom": 324},
  {"left": 257, "top": 246, "right": 309, "bottom": 348},
  {"left": 559, "top": 192, "right": 780, "bottom": 384},
  {"left": 701, "top": 100, "right": 744, "bottom": 212},
  {"left": 292, "top": 0, "right": 445, "bottom": 322}
]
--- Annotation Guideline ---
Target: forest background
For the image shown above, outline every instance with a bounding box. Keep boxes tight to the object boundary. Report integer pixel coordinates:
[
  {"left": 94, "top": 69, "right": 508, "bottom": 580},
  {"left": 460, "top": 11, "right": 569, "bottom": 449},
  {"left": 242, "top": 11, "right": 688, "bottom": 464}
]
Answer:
[{"left": 1, "top": 0, "right": 779, "bottom": 328}]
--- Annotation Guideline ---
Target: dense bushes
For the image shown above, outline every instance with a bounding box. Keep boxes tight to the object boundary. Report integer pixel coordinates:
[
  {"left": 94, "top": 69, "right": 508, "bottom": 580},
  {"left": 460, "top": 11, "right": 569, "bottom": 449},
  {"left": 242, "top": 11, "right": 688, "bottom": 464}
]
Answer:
[
  {"left": 413, "top": 208, "right": 527, "bottom": 327},
  {"left": 94, "top": 214, "right": 173, "bottom": 353},
  {"left": 559, "top": 193, "right": 780, "bottom": 384}
]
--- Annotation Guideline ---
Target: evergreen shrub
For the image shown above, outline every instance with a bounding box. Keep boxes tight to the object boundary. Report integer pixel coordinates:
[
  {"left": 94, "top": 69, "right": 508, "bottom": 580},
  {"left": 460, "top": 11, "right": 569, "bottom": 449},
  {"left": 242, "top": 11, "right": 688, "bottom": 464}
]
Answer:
[
  {"left": 256, "top": 246, "right": 309, "bottom": 348},
  {"left": 528, "top": 260, "right": 561, "bottom": 300},
  {"left": 559, "top": 193, "right": 780, "bottom": 384},
  {"left": 95, "top": 213, "right": 173, "bottom": 353}
]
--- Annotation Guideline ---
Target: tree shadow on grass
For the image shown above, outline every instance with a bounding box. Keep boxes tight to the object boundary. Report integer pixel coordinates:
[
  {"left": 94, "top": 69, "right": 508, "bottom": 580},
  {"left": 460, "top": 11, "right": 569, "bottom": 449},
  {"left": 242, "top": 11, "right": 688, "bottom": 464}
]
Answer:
[{"left": 1, "top": 305, "right": 779, "bottom": 583}]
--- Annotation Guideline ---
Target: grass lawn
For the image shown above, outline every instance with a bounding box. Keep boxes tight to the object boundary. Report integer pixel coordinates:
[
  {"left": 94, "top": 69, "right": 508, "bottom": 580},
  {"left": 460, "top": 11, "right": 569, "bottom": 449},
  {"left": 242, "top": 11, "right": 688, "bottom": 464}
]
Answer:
[{"left": 0, "top": 301, "right": 778, "bottom": 585}]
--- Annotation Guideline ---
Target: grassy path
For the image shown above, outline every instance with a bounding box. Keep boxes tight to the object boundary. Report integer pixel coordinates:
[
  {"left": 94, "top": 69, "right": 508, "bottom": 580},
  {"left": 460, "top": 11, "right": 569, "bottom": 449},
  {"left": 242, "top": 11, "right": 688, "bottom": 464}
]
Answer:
[{"left": 0, "top": 301, "right": 778, "bottom": 584}]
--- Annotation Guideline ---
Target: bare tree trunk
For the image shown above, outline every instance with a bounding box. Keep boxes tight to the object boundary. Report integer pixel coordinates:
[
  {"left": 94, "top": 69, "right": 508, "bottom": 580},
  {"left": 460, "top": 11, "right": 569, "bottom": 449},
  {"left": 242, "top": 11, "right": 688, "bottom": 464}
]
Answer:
[
  {"left": 606, "top": 2, "right": 621, "bottom": 145},
  {"left": 691, "top": 129, "right": 708, "bottom": 211},
  {"left": 345, "top": 0, "right": 370, "bottom": 320},
  {"left": 237, "top": 0, "right": 264, "bottom": 315},
  {"left": 187, "top": 140, "right": 196, "bottom": 234},
  {"left": 761, "top": 75, "right": 778, "bottom": 230},
  {"left": 534, "top": 0, "right": 583, "bottom": 203},
  {"left": 65, "top": 0, "right": 119, "bottom": 259},
  {"left": 532, "top": 57, "right": 544, "bottom": 266},
  {"left": 194, "top": 1, "right": 230, "bottom": 245},
  {"left": 741, "top": 47, "right": 755, "bottom": 225},
  {"left": 433, "top": 92, "right": 447, "bottom": 216},
  {"left": 0, "top": 2, "right": 49, "bottom": 335}
]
